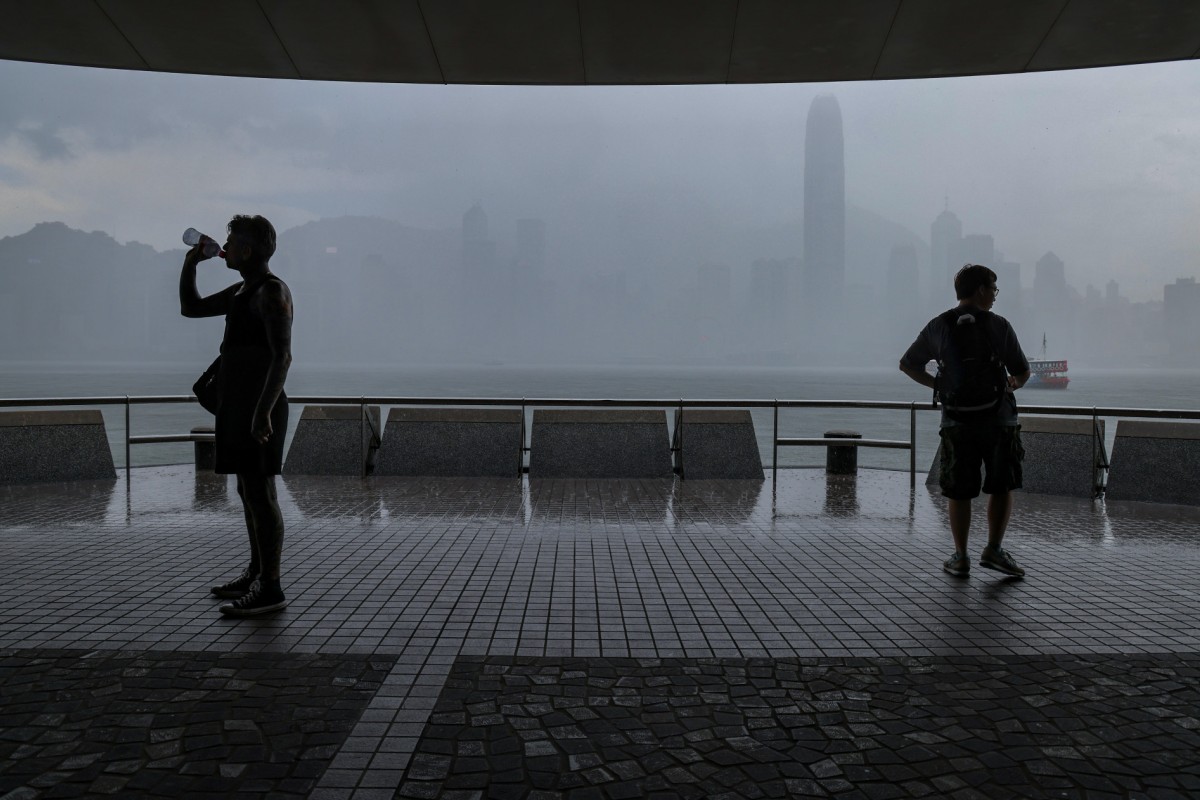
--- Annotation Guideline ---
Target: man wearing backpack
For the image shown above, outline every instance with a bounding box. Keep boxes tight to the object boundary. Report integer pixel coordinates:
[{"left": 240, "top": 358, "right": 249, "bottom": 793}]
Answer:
[{"left": 899, "top": 264, "right": 1031, "bottom": 578}]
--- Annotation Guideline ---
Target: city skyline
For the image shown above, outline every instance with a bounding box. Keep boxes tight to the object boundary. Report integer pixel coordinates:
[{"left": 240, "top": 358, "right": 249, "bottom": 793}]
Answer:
[
  {"left": 1, "top": 58, "right": 1199, "bottom": 303},
  {"left": 0, "top": 207, "right": 1190, "bottom": 369},
  {"left": 803, "top": 95, "right": 845, "bottom": 313}
]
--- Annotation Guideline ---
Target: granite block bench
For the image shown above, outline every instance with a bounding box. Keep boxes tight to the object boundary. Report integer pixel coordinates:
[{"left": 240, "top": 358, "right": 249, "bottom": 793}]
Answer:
[
  {"left": 926, "top": 415, "right": 1106, "bottom": 498},
  {"left": 283, "top": 405, "right": 381, "bottom": 476},
  {"left": 672, "top": 409, "right": 763, "bottom": 480},
  {"left": 374, "top": 408, "right": 523, "bottom": 477},
  {"left": 1105, "top": 420, "right": 1200, "bottom": 505},
  {"left": 1018, "top": 416, "right": 1106, "bottom": 498},
  {"left": 0, "top": 409, "right": 116, "bottom": 484},
  {"left": 529, "top": 409, "right": 673, "bottom": 478}
]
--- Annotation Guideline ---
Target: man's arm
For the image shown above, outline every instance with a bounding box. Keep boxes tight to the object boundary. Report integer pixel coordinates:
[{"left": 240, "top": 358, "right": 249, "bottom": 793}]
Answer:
[
  {"left": 180, "top": 244, "right": 234, "bottom": 318},
  {"left": 251, "top": 281, "right": 293, "bottom": 444},
  {"left": 899, "top": 325, "right": 936, "bottom": 389},
  {"left": 899, "top": 359, "right": 936, "bottom": 389},
  {"left": 1002, "top": 322, "right": 1031, "bottom": 392}
]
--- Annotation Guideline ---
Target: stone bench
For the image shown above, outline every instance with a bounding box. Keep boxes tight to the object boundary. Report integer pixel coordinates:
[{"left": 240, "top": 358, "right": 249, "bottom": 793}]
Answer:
[
  {"left": 0, "top": 409, "right": 116, "bottom": 484},
  {"left": 283, "top": 405, "right": 381, "bottom": 476},
  {"left": 1105, "top": 420, "right": 1200, "bottom": 505},
  {"left": 672, "top": 409, "right": 763, "bottom": 479},
  {"left": 529, "top": 410, "right": 673, "bottom": 478},
  {"left": 375, "top": 408, "right": 523, "bottom": 477},
  {"left": 1018, "top": 416, "right": 1106, "bottom": 498},
  {"left": 926, "top": 416, "right": 1106, "bottom": 498}
]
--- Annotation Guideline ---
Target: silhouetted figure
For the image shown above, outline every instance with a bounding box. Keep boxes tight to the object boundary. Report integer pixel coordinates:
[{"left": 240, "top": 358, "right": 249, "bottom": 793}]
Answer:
[
  {"left": 899, "top": 264, "right": 1031, "bottom": 579},
  {"left": 180, "top": 215, "right": 293, "bottom": 616}
]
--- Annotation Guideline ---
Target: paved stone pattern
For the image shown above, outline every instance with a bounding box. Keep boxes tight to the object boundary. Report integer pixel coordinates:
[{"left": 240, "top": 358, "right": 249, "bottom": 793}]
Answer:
[
  {"left": 2, "top": 465, "right": 1200, "bottom": 798},
  {"left": 398, "top": 655, "right": 1200, "bottom": 799},
  {"left": 0, "top": 648, "right": 394, "bottom": 799}
]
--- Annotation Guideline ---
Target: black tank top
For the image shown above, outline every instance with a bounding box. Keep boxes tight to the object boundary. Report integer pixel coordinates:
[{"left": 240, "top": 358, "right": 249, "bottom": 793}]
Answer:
[
  {"left": 221, "top": 274, "right": 281, "bottom": 352},
  {"left": 218, "top": 274, "right": 287, "bottom": 413}
]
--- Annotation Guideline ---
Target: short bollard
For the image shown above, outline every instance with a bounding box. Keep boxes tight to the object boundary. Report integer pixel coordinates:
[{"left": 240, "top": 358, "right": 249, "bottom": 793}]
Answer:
[
  {"left": 192, "top": 426, "right": 215, "bottom": 472},
  {"left": 825, "top": 430, "right": 862, "bottom": 474}
]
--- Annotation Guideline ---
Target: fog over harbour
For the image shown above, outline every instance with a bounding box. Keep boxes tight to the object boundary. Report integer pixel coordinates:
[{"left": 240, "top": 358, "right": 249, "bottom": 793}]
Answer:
[{"left": 2, "top": 58, "right": 1200, "bottom": 368}]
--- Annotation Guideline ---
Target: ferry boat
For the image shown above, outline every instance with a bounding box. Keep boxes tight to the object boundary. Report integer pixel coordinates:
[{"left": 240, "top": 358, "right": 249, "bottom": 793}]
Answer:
[{"left": 1027, "top": 334, "right": 1069, "bottom": 388}]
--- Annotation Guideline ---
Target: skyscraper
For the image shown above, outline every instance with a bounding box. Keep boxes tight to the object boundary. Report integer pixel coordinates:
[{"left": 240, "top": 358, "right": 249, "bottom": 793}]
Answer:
[
  {"left": 462, "top": 203, "right": 494, "bottom": 279},
  {"left": 886, "top": 243, "right": 921, "bottom": 338},
  {"left": 886, "top": 244, "right": 919, "bottom": 306},
  {"left": 954, "top": 233, "right": 995, "bottom": 269},
  {"left": 803, "top": 95, "right": 844, "bottom": 310},
  {"left": 1164, "top": 277, "right": 1200, "bottom": 364},
  {"left": 930, "top": 204, "right": 962, "bottom": 285},
  {"left": 1034, "top": 251, "right": 1067, "bottom": 303},
  {"left": 1106, "top": 279, "right": 1120, "bottom": 304},
  {"left": 514, "top": 218, "right": 546, "bottom": 280},
  {"left": 993, "top": 260, "right": 1022, "bottom": 307}
]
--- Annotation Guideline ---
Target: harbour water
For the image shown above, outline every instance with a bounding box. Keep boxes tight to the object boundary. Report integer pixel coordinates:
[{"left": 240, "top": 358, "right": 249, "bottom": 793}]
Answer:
[{"left": 4, "top": 362, "right": 1199, "bottom": 470}]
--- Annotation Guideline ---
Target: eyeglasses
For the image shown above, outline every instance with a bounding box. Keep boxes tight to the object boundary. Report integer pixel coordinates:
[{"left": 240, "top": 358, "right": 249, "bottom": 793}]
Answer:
[{"left": 988, "top": 285, "right": 999, "bottom": 295}]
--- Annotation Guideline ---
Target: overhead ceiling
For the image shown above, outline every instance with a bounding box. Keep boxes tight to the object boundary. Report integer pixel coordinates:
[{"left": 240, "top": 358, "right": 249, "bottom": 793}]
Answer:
[{"left": 2, "top": 0, "right": 1199, "bottom": 85}]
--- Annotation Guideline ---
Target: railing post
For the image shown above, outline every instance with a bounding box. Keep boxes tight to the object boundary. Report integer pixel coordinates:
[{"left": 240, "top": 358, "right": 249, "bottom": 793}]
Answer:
[
  {"left": 124, "top": 396, "right": 131, "bottom": 483},
  {"left": 677, "top": 398, "right": 684, "bottom": 480},
  {"left": 772, "top": 400, "right": 779, "bottom": 496},
  {"left": 360, "top": 397, "right": 366, "bottom": 479},
  {"left": 909, "top": 403, "right": 917, "bottom": 489},
  {"left": 520, "top": 398, "right": 527, "bottom": 476}
]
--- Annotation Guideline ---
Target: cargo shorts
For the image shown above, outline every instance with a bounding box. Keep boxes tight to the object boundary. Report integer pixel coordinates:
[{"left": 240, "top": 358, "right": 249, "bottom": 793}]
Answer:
[{"left": 938, "top": 424, "right": 1024, "bottom": 500}]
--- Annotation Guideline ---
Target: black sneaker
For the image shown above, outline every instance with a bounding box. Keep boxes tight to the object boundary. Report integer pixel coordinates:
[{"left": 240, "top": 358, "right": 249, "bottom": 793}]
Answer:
[
  {"left": 219, "top": 580, "right": 287, "bottom": 617},
  {"left": 980, "top": 546, "right": 1026, "bottom": 578},
  {"left": 942, "top": 551, "right": 970, "bottom": 577},
  {"left": 210, "top": 569, "right": 257, "bottom": 599}
]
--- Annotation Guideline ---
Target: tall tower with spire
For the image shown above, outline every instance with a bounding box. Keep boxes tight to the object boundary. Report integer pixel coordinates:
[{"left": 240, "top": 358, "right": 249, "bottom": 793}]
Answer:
[
  {"left": 803, "top": 95, "right": 845, "bottom": 312},
  {"left": 930, "top": 201, "right": 962, "bottom": 306}
]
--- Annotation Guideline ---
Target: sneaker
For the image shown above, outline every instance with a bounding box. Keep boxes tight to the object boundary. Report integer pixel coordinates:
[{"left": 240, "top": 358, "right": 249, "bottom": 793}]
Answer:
[
  {"left": 210, "top": 568, "right": 257, "bottom": 599},
  {"left": 942, "top": 551, "right": 970, "bottom": 577},
  {"left": 219, "top": 580, "right": 287, "bottom": 617},
  {"left": 980, "top": 546, "right": 1025, "bottom": 578}
]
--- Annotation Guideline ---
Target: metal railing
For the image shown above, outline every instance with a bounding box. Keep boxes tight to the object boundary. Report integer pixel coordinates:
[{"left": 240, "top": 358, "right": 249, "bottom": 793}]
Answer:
[{"left": 4, "top": 394, "right": 1200, "bottom": 485}]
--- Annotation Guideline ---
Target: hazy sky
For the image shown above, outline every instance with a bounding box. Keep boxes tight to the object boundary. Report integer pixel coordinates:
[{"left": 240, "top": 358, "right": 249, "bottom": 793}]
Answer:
[{"left": 2, "top": 57, "right": 1199, "bottom": 301}]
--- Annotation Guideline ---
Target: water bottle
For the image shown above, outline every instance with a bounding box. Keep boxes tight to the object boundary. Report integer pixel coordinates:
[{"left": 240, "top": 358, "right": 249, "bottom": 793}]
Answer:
[{"left": 182, "top": 227, "right": 224, "bottom": 259}]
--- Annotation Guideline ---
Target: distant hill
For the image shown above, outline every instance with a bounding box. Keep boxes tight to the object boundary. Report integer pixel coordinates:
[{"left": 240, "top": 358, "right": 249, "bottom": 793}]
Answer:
[
  {"left": 0, "top": 209, "right": 934, "bottom": 366},
  {"left": 0, "top": 222, "right": 215, "bottom": 362},
  {"left": 276, "top": 216, "right": 457, "bottom": 280}
]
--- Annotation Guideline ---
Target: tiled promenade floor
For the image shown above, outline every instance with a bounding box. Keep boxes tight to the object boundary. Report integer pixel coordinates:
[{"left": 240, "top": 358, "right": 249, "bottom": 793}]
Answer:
[{"left": 2, "top": 466, "right": 1199, "bottom": 799}]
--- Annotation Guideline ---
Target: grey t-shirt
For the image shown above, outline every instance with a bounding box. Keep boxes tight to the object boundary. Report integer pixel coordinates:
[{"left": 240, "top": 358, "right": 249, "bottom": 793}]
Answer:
[{"left": 901, "top": 306, "right": 1029, "bottom": 427}]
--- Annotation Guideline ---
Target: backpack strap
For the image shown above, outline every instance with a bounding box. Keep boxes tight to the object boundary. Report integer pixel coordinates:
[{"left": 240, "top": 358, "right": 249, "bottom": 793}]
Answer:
[{"left": 943, "top": 307, "right": 999, "bottom": 360}]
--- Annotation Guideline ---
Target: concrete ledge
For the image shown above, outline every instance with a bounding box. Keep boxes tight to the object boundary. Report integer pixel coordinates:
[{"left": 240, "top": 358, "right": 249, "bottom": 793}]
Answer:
[
  {"left": 1019, "top": 416, "right": 1106, "bottom": 498},
  {"left": 375, "top": 408, "right": 522, "bottom": 477},
  {"left": 0, "top": 409, "right": 116, "bottom": 484},
  {"left": 1106, "top": 420, "right": 1200, "bottom": 505},
  {"left": 673, "top": 409, "right": 763, "bottom": 480},
  {"left": 530, "top": 409, "right": 673, "bottom": 478},
  {"left": 927, "top": 419, "right": 1105, "bottom": 499},
  {"left": 283, "top": 405, "right": 381, "bottom": 476}
]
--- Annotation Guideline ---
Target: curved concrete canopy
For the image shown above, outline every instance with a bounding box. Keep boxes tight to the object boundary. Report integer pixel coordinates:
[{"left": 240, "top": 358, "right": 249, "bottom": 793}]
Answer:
[{"left": 2, "top": 1, "right": 1199, "bottom": 85}]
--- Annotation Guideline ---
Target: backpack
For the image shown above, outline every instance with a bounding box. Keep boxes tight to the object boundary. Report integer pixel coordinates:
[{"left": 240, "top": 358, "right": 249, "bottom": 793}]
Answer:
[{"left": 934, "top": 308, "right": 1009, "bottom": 422}]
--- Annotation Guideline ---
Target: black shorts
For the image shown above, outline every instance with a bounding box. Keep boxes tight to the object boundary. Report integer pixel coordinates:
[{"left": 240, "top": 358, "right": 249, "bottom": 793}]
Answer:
[
  {"left": 938, "top": 425, "right": 1024, "bottom": 500},
  {"left": 215, "top": 396, "right": 288, "bottom": 476}
]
